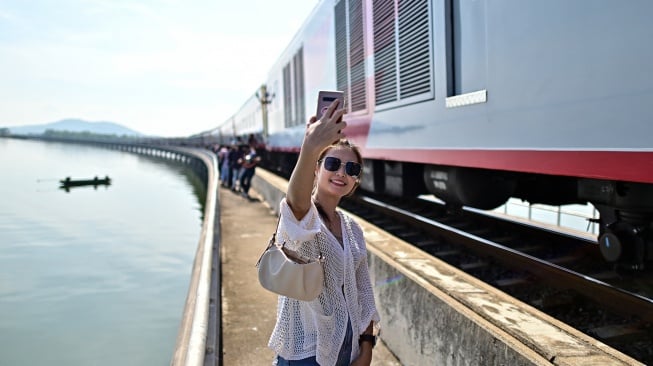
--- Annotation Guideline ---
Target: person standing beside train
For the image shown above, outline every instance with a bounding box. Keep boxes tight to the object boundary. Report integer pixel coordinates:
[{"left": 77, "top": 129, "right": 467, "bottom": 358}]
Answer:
[
  {"left": 238, "top": 145, "right": 261, "bottom": 199},
  {"left": 228, "top": 144, "right": 243, "bottom": 191},
  {"left": 218, "top": 145, "right": 230, "bottom": 187},
  {"left": 268, "top": 99, "right": 380, "bottom": 366}
]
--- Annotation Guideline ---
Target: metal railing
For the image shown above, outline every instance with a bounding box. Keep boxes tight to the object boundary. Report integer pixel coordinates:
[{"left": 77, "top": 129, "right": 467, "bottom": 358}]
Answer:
[{"left": 169, "top": 148, "right": 220, "bottom": 366}]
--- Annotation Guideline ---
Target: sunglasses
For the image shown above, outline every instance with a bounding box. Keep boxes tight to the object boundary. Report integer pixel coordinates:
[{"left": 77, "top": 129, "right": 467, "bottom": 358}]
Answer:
[{"left": 321, "top": 156, "right": 362, "bottom": 177}]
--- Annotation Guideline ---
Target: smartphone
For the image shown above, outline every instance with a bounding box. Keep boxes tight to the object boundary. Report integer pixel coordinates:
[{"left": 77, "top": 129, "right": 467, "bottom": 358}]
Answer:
[{"left": 316, "top": 90, "right": 345, "bottom": 118}]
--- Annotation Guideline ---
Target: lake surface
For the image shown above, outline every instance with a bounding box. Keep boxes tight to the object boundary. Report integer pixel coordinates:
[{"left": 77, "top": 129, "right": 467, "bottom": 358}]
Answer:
[{"left": 0, "top": 138, "right": 202, "bottom": 365}]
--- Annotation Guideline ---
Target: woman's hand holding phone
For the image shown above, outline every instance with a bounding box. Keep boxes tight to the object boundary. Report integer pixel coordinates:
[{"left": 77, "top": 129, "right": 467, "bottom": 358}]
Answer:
[{"left": 304, "top": 96, "right": 346, "bottom": 155}]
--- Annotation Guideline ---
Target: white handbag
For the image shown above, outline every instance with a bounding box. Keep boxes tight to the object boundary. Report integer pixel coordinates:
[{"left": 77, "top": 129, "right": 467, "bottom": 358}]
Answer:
[{"left": 256, "top": 220, "right": 324, "bottom": 301}]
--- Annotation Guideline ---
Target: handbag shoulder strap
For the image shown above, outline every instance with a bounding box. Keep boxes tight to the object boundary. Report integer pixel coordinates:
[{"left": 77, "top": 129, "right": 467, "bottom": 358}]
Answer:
[
  {"left": 271, "top": 212, "right": 281, "bottom": 240},
  {"left": 255, "top": 214, "right": 282, "bottom": 268}
]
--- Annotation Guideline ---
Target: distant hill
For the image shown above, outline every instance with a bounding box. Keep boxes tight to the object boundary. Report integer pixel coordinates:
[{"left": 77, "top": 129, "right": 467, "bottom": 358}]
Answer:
[{"left": 4, "top": 119, "right": 144, "bottom": 136}]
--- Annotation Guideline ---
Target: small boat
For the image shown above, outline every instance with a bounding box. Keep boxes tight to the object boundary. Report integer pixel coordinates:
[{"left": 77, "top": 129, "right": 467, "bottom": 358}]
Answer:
[{"left": 60, "top": 176, "right": 111, "bottom": 188}]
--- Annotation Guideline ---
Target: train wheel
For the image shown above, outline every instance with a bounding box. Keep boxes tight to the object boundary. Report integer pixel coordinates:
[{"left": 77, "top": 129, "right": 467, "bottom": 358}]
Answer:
[{"left": 598, "top": 220, "right": 648, "bottom": 270}]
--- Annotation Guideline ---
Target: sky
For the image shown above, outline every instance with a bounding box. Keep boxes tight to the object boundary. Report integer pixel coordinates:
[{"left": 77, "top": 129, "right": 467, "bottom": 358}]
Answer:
[{"left": 0, "top": 0, "right": 319, "bottom": 137}]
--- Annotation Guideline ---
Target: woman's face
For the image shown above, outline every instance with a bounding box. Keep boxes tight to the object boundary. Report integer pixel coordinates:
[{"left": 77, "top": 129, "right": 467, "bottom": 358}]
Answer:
[{"left": 315, "top": 147, "right": 360, "bottom": 198}]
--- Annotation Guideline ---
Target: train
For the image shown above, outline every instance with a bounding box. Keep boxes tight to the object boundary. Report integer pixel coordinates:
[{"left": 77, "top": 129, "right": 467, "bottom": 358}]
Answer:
[{"left": 193, "top": 0, "right": 653, "bottom": 270}]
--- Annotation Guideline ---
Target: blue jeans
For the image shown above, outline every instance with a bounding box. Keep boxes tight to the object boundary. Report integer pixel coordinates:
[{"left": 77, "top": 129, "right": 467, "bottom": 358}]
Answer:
[
  {"left": 275, "top": 355, "right": 318, "bottom": 366},
  {"left": 239, "top": 167, "right": 255, "bottom": 194},
  {"left": 276, "top": 318, "right": 353, "bottom": 365}
]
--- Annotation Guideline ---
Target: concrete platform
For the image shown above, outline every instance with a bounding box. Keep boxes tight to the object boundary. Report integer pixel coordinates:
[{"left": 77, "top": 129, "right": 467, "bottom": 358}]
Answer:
[
  {"left": 247, "top": 168, "right": 642, "bottom": 366},
  {"left": 219, "top": 185, "right": 401, "bottom": 365}
]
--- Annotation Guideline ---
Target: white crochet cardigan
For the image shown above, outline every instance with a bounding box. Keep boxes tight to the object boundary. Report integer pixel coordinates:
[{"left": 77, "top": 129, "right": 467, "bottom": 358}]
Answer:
[{"left": 268, "top": 198, "right": 380, "bottom": 366}]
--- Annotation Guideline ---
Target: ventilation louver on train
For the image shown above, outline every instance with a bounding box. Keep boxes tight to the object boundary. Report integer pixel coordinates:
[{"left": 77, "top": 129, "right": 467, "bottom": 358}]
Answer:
[
  {"left": 372, "top": 0, "right": 432, "bottom": 106},
  {"left": 336, "top": 0, "right": 368, "bottom": 113},
  {"left": 335, "top": 0, "right": 432, "bottom": 110},
  {"left": 398, "top": 0, "right": 431, "bottom": 99},
  {"left": 373, "top": 0, "right": 397, "bottom": 105}
]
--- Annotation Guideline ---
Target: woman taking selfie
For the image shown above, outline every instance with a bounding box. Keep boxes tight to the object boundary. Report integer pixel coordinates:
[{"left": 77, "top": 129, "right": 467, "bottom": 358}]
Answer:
[{"left": 268, "top": 99, "right": 380, "bottom": 366}]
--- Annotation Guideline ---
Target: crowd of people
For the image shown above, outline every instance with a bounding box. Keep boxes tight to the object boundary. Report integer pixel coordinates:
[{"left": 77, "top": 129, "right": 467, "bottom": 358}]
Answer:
[{"left": 213, "top": 134, "right": 261, "bottom": 200}]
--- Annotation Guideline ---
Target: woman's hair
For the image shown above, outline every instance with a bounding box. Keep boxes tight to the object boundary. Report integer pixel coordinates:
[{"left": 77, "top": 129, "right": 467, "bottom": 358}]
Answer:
[{"left": 317, "top": 138, "right": 362, "bottom": 165}]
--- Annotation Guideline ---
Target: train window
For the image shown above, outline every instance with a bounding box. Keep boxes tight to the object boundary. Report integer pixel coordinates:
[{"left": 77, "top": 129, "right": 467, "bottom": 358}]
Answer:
[
  {"left": 283, "top": 63, "right": 292, "bottom": 127},
  {"left": 445, "top": 0, "right": 487, "bottom": 108},
  {"left": 335, "top": 0, "right": 367, "bottom": 113},
  {"left": 372, "top": 0, "right": 433, "bottom": 109},
  {"left": 293, "top": 47, "right": 305, "bottom": 127},
  {"left": 283, "top": 48, "right": 306, "bottom": 128}
]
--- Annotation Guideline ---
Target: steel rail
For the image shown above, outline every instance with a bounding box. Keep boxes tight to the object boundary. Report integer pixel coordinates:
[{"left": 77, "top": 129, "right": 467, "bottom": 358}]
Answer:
[{"left": 357, "top": 195, "right": 653, "bottom": 323}]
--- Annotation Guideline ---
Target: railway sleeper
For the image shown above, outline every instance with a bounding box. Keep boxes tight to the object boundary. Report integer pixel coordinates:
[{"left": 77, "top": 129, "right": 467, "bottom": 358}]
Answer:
[
  {"left": 459, "top": 260, "right": 489, "bottom": 271},
  {"left": 493, "top": 276, "right": 532, "bottom": 288},
  {"left": 430, "top": 249, "right": 462, "bottom": 257},
  {"left": 412, "top": 239, "right": 439, "bottom": 248},
  {"left": 591, "top": 324, "right": 650, "bottom": 344},
  {"left": 530, "top": 291, "right": 576, "bottom": 310},
  {"left": 546, "top": 254, "right": 585, "bottom": 265},
  {"left": 394, "top": 230, "right": 422, "bottom": 239}
]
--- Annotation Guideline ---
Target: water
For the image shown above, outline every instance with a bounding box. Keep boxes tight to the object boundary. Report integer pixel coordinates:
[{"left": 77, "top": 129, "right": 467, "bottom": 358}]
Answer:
[{"left": 0, "top": 138, "right": 203, "bottom": 365}]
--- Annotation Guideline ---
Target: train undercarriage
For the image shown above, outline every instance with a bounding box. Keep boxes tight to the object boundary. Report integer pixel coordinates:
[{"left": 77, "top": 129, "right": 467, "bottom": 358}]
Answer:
[
  {"left": 421, "top": 165, "right": 653, "bottom": 271},
  {"left": 262, "top": 151, "right": 653, "bottom": 270},
  {"left": 582, "top": 180, "right": 653, "bottom": 271}
]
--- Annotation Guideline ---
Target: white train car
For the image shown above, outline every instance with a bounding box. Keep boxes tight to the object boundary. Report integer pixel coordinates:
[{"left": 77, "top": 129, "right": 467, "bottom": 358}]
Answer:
[{"left": 220, "top": 0, "right": 653, "bottom": 269}]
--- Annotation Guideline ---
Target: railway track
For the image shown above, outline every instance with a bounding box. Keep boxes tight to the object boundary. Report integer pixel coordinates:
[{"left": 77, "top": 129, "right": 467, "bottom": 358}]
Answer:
[{"left": 340, "top": 193, "right": 653, "bottom": 364}]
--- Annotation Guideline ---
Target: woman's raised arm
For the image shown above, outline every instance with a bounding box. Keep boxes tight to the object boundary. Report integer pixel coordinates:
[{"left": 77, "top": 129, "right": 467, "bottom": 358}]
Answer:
[{"left": 286, "top": 100, "right": 346, "bottom": 220}]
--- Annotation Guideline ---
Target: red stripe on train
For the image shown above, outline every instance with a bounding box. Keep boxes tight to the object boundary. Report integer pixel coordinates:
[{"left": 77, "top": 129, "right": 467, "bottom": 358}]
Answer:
[{"left": 361, "top": 148, "right": 653, "bottom": 184}]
